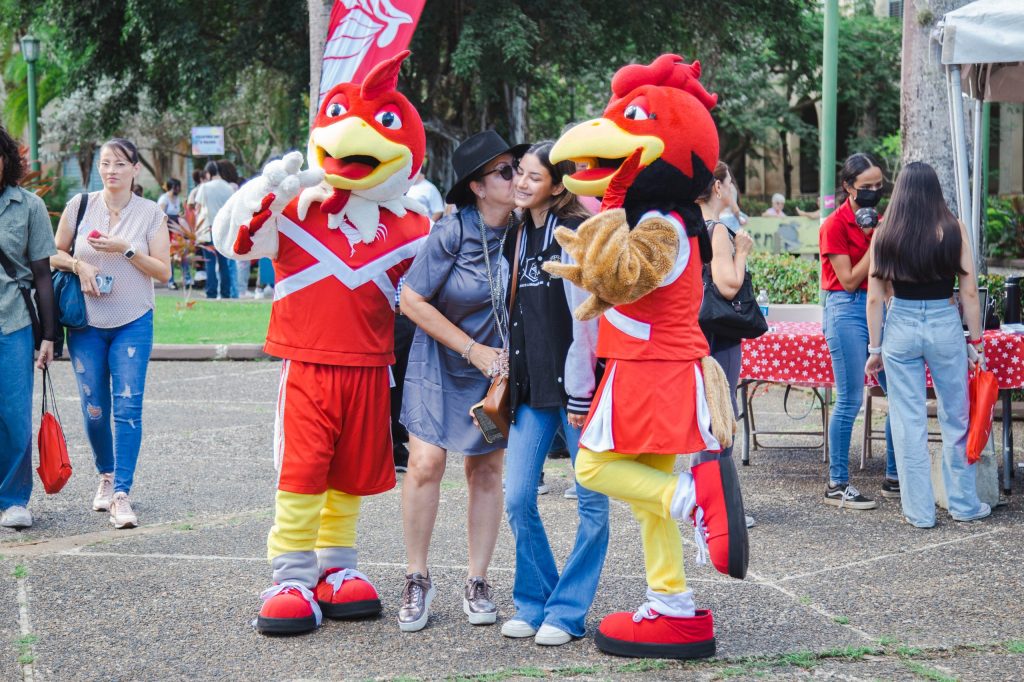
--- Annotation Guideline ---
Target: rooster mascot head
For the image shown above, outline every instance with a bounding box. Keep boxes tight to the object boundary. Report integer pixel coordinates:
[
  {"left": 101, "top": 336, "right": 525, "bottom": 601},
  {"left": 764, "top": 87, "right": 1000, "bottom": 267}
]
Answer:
[
  {"left": 301, "top": 50, "right": 426, "bottom": 243},
  {"left": 551, "top": 53, "right": 719, "bottom": 256}
]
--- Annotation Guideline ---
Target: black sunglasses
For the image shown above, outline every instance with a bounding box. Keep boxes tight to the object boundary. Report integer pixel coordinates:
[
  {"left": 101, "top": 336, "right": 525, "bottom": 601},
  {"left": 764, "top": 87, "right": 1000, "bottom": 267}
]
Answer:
[{"left": 481, "top": 163, "right": 515, "bottom": 181}]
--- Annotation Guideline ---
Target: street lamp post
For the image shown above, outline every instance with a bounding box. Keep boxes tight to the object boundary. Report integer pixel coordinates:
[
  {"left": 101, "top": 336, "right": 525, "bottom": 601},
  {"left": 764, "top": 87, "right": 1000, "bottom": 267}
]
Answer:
[
  {"left": 819, "top": 1, "right": 838, "bottom": 222},
  {"left": 20, "top": 34, "right": 41, "bottom": 173}
]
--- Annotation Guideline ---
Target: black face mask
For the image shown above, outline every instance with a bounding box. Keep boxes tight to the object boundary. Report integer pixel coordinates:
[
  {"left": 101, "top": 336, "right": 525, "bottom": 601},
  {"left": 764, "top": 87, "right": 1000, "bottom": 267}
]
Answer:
[{"left": 854, "top": 187, "right": 882, "bottom": 208}]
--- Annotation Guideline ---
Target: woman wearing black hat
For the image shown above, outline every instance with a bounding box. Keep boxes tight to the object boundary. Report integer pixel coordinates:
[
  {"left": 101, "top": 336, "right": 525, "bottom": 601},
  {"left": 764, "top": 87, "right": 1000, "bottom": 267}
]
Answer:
[{"left": 396, "top": 131, "right": 526, "bottom": 633}]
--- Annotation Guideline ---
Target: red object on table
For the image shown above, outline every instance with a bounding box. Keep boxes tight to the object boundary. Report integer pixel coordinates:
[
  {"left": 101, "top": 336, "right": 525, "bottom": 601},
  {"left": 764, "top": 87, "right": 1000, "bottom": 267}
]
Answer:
[{"left": 741, "top": 321, "right": 1024, "bottom": 390}]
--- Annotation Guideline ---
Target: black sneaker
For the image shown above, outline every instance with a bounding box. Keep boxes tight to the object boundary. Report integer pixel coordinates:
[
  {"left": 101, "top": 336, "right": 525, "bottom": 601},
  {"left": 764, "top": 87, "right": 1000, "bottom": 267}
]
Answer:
[
  {"left": 547, "top": 448, "right": 571, "bottom": 459},
  {"left": 880, "top": 478, "right": 901, "bottom": 499},
  {"left": 394, "top": 443, "right": 409, "bottom": 473},
  {"left": 824, "top": 483, "right": 877, "bottom": 510}
]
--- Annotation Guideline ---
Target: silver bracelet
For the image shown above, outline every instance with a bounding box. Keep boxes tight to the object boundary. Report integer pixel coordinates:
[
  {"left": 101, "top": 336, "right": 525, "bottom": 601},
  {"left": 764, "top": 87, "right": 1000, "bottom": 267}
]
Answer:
[
  {"left": 867, "top": 345, "right": 882, "bottom": 355},
  {"left": 461, "top": 339, "right": 476, "bottom": 364}
]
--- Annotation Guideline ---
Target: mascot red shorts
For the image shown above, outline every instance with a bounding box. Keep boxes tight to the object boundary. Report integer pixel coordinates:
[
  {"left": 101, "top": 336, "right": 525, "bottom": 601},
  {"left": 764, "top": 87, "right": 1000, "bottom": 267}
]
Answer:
[{"left": 274, "top": 360, "right": 395, "bottom": 496}]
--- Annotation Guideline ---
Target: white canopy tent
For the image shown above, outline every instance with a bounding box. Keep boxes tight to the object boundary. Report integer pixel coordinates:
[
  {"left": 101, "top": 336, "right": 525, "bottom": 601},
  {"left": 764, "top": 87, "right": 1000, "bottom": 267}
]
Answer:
[{"left": 937, "top": 0, "right": 1024, "bottom": 270}]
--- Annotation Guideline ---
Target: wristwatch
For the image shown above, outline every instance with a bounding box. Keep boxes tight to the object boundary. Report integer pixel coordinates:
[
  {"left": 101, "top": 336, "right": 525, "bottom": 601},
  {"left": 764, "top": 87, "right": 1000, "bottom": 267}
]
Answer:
[{"left": 123, "top": 247, "right": 136, "bottom": 260}]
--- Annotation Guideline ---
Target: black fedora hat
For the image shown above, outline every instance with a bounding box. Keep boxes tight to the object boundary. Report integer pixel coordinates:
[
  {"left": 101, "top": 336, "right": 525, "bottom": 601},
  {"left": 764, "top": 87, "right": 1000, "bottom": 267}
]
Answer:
[{"left": 446, "top": 130, "right": 529, "bottom": 205}]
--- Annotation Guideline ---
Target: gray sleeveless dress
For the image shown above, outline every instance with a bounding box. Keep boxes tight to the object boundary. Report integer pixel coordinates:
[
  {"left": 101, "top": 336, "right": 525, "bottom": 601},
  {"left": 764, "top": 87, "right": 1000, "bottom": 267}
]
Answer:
[{"left": 400, "top": 205, "right": 510, "bottom": 455}]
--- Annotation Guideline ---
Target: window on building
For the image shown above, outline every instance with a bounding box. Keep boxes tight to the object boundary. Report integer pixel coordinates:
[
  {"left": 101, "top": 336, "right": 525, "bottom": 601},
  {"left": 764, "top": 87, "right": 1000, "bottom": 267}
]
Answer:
[{"left": 889, "top": 0, "right": 904, "bottom": 19}]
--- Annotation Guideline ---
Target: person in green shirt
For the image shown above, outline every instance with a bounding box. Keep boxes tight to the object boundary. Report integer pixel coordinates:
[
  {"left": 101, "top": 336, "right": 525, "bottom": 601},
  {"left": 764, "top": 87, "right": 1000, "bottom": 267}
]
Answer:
[{"left": 0, "top": 126, "right": 57, "bottom": 530}]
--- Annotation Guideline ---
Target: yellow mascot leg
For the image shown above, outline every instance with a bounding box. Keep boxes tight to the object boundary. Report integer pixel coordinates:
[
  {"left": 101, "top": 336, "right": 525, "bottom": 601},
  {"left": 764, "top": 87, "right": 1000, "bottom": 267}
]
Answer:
[
  {"left": 576, "top": 448, "right": 688, "bottom": 594},
  {"left": 266, "top": 489, "right": 327, "bottom": 587},
  {"left": 316, "top": 488, "right": 360, "bottom": 551},
  {"left": 632, "top": 454, "right": 687, "bottom": 593},
  {"left": 575, "top": 447, "right": 678, "bottom": 517}
]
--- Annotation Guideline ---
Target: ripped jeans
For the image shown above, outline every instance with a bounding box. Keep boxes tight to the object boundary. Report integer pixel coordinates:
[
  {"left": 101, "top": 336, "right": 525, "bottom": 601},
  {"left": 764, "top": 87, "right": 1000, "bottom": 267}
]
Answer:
[{"left": 67, "top": 310, "right": 154, "bottom": 495}]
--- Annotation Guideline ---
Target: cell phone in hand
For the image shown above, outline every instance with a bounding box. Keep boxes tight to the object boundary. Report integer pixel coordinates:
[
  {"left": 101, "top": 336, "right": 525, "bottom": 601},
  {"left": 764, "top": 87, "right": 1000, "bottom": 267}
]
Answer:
[
  {"left": 95, "top": 275, "right": 114, "bottom": 294},
  {"left": 470, "top": 401, "right": 504, "bottom": 444}
]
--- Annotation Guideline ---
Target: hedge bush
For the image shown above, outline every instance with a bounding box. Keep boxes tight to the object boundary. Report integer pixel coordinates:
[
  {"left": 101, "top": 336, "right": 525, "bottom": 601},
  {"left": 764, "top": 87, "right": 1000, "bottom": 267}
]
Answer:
[
  {"left": 746, "top": 252, "right": 820, "bottom": 304},
  {"left": 985, "top": 195, "right": 1024, "bottom": 260}
]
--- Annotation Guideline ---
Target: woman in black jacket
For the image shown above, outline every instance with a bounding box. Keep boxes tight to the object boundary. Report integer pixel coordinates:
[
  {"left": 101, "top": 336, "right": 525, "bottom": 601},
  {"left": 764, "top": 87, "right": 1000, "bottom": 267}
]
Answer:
[{"left": 501, "top": 141, "right": 608, "bottom": 646}]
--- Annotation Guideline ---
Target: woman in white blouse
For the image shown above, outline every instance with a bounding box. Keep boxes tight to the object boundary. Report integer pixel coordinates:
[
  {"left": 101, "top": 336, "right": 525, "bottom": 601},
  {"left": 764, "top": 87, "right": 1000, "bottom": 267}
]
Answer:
[{"left": 51, "top": 138, "right": 170, "bottom": 529}]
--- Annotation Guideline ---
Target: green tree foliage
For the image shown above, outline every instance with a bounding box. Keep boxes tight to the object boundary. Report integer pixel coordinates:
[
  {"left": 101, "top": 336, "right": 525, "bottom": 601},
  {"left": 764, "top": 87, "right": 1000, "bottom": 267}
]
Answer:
[{"left": 1, "top": 0, "right": 309, "bottom": 178}]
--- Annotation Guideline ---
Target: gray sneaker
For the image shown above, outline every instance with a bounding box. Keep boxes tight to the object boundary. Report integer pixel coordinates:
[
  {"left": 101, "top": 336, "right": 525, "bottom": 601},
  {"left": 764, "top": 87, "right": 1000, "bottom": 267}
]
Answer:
[
  {"left": 398, "top": 572, "right": 435, "bottom": 633},
  {"left": 0, "top": 505, "right": 32, "bottom": 529},
  {"left": 463, "top": 576, "right": 497, "bottom": 625}
]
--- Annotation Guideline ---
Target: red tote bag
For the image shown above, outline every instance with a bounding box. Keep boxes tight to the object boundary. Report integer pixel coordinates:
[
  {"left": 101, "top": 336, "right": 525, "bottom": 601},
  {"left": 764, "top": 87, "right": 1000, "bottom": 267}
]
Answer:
[
  {"left": 967, "top": 367, "right": 999, "bottom": 465},
  {"left": 37, "top": 368, "right": 72, "bottom": 494}
]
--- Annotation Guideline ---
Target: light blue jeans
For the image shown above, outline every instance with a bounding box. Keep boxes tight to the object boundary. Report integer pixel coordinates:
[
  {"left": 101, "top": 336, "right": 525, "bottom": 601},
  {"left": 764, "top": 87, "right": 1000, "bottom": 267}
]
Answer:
[
  {"left": 882, "top": 298, "right": 989, "bottom": 526},
  {"left": 504, "top": 404, "right": 609, "bottom": 637},
  {"left": 823, "top": 290, "right": 897, "bottom": 485},
  {"left": 0, "top": 326, "right": 34, "bottom": 510},
  {"left": 67, "top": 311, "right": 154, "bottom": 495}
]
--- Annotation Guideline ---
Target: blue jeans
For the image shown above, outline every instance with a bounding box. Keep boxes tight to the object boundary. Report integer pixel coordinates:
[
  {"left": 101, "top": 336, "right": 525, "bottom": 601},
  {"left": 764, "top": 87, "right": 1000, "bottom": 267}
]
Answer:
[
  {"left": 504, "top": 404, "right": 609, "bottom": 637},
  {"left": 823, "top": 290, "right": 897, "bottom": 484},
  {"left": 882, "top": 298, "right": 988, "bottom": 526},
  {"left": 0, "top": 326, "right": 34, "bottom": 509},
  {"left": 257, "top": 258, "right": 275, "bottom": 287},
  {"left": 203, "top": 247, "right": 237, "bottom": 299},
  {"left": 67, "top": 311, "right": 154, "bottom": 494}
]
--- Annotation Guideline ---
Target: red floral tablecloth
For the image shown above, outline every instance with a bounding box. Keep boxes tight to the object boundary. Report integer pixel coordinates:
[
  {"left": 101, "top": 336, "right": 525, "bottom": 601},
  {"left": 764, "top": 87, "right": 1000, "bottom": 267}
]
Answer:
[{"left": 740, "top": 321, "right": 1024, "bottom": 389}]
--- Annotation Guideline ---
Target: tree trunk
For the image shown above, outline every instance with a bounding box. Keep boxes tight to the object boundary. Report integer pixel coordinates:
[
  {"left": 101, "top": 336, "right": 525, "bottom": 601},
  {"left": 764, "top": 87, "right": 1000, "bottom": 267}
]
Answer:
[
  {"left": 308, "top": 0, "right": 333, "bottom": 128},
  {"left": 900, "top": 0, "right": 968, "bottom": 214}
]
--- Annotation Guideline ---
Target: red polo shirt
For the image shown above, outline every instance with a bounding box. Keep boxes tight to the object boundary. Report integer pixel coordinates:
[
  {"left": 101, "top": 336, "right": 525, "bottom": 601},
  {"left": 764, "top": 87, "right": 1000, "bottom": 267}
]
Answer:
[{"left": 819, "top": 199, "right": 874, "bottom": 291}]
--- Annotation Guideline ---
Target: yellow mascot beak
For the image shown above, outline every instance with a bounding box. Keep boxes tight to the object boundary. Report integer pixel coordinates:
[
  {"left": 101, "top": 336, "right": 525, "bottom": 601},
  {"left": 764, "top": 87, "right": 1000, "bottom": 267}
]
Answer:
[
  {"left": 311, "top": 117, "right": 411, "bottom": 191},
  {"left": 550, "top": 118, "right": 664, "bottom": 197}
]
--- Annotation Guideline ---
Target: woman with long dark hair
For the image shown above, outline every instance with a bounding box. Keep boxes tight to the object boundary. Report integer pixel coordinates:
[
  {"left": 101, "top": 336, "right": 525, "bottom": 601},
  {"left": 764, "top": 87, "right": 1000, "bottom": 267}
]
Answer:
[
  {"left": 0, "top": 126, "right": 57, "bottom": 530},
  {"left": 865, "top": 161, "right": 990, "bottom": 526},
  {"left": 501, "top": 141, "right": 607, "bottom": 646},
  {"left": 695, "top": 161, "right": 756, "bottom": 528},
  {"left": 819, "top": 153, "right": 898, "bottom": 510}
]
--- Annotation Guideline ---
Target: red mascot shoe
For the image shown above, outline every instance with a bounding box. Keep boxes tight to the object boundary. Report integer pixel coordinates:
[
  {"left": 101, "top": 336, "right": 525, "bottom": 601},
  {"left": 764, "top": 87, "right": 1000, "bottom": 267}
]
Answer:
[
  {"left": 595, "top": 608, "right": 715, "bottom": 659},
  {"left": 254, "top": 582, "right": 322, "bottom": 635},
  {"left": 691, "top": 459, "right": 749, "bottom": 579},
  {"left": 315, "top": 568, "right": 383, "bottom": 619}
]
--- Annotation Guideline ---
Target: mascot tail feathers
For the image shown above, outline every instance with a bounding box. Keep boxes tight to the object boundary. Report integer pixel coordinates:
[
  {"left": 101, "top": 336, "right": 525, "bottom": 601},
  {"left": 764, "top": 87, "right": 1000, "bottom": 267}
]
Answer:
[{"left": 701, "top": 356, "right": 736, "bottom": 450}]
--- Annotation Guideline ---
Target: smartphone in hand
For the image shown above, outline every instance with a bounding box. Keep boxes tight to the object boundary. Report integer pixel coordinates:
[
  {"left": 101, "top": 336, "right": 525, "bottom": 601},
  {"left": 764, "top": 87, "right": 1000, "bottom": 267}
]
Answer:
[
  {"left": 95, "top": 275, "right": 114, "bottom": 294},
  {"left": 470, "top": 401, "right": 504, "bottom": 444}
]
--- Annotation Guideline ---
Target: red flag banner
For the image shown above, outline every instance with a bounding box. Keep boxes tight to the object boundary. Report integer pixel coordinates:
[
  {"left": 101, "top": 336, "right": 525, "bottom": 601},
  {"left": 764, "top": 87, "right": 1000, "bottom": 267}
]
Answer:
[{"left": 318, "top": 0, "right": 426, "bottom": 105}]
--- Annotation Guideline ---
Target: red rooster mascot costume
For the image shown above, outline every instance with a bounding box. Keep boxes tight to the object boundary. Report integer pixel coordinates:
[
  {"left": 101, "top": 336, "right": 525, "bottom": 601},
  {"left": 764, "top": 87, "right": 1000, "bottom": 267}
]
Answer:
[
  {"left": 543, "top": 54, "right": 749, "bottom": 659},
  {"left": 213, "top": 51, "right": 429, "bottom": 636}
]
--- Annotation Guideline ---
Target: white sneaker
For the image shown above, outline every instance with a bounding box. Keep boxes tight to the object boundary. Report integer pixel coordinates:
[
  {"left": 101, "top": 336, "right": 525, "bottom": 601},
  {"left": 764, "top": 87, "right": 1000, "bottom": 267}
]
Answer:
[
  {"left": 109, "top": 492, "right": 138, "bottom": 529},
  {"left": 745, "top": 515, "right": 756, "bottom": 528},
  {"left": 500, "top": 618, "right": 537, "bottom": 638},
  {"left": 93, "top": 473, "right": 114, "bottom": 511},
  {"left": 253, "top": 288, "right": 265, "bottom": 300},
  {"left": 535, "top": 623, "right": 572, "bottom": 646},
  {"left": 563, "top": 483, "right": 578, "bottom": 499},
  {"left": 0, "top": 506, "right": 32, "bottom": 529},
  {"left": 537, "top": 472, "right": 550, "bottom": 495}
]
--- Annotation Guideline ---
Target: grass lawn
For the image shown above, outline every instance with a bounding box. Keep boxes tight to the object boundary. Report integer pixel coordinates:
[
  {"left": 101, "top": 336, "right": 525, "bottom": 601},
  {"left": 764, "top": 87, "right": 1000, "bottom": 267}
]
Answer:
[{"left": 153, "top": 295, "right": 271, "bottom": 345}]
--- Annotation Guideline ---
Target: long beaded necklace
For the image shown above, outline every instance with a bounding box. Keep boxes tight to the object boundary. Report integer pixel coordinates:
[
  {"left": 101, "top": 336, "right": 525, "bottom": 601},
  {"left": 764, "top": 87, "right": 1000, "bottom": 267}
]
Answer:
[{"left": 477, "top": 209, "right": 513, "bottom": 377}]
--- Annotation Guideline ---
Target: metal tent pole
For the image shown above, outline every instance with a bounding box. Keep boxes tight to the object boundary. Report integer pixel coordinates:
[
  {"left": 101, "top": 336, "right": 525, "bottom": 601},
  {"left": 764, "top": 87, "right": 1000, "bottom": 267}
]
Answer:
[{"left": 971, "top": 96, "right": 984, "bottom": 273}]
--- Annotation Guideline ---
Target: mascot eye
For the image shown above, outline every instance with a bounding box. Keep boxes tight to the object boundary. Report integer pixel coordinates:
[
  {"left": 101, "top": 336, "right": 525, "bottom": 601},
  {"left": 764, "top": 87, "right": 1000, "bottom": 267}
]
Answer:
[
  {"left": 375, "top": 108, "right": 403, "bottom": 129},
  {"left": 624, "top": 104, "right": 650, "bottom": 121},
  {"left": 326, "top": 102, "right": 347, "bottom": 118}
]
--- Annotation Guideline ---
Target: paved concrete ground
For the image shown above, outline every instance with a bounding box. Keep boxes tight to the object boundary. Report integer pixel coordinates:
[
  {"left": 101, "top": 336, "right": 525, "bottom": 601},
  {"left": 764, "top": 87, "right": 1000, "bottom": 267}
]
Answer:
[{"left": 1, "top": 361, "right": 1022, "bottom": 681}]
